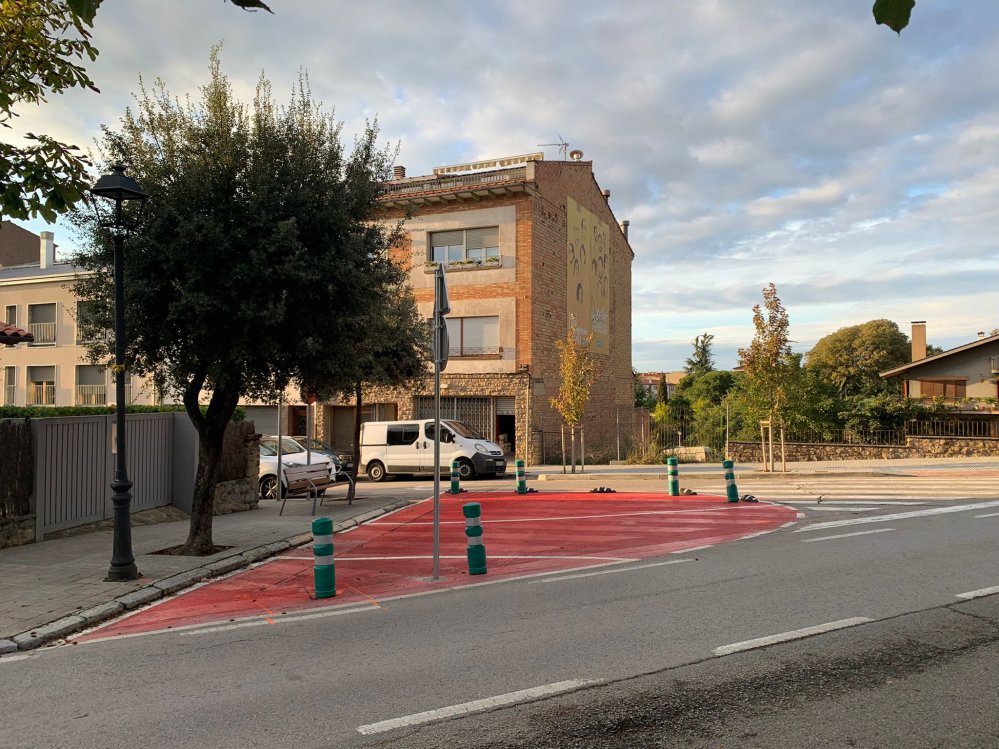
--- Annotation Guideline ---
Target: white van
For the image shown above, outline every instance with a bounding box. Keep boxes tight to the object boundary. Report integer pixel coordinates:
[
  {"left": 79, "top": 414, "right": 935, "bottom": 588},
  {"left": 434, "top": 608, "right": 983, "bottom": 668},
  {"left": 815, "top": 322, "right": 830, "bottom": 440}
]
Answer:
[{"left": 360, "top": 419, "right": 507, "bottom": 482}]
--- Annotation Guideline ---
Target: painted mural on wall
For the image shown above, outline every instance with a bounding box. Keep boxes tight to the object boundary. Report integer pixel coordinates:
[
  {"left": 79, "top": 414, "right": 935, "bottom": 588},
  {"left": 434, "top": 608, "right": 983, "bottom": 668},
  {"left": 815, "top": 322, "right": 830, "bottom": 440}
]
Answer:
[{"left": 566, "top": 196, "right": 610, "bottom": 353}]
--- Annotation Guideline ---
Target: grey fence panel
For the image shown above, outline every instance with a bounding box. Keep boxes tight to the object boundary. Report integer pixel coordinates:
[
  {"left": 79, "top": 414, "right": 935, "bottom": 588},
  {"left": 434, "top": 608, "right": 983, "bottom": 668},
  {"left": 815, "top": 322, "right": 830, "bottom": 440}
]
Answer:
[
  {"left": 32, "top": 413, "right": 174, "bottom": 538},
  {"left": 33, "top": 416, "right": 111, "bottom": 538},
  {"left": 126, "top": 413, "right": 174, "bottom": 512}
]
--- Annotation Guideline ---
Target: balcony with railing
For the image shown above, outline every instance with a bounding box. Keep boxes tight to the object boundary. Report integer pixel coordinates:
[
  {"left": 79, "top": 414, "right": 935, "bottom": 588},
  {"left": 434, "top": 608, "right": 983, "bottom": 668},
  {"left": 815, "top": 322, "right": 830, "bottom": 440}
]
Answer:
[
  {"left": 449, "top": 345, "right": 503, "bottom": 360},
  {"left": 28, "top": 322, "right": 56, "bottom": 345},
  {"left": 27, "top": 382, "right": 55, "bottom": 405},
  {"left": 380, "top": 167, "right": 529, "bottom": 207},
  {"left": 76, "top": 384, "right": 107, "bottom": 405},
  {"left": 74, "top": 382, "right": 133, "bottom": 406}
]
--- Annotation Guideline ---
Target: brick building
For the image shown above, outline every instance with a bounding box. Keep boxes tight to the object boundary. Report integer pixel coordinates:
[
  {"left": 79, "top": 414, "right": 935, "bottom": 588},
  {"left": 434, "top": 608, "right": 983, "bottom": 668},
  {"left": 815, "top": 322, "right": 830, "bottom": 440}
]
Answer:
[{"left": 317, "top": 152, "right": 634, "bottom": 464}]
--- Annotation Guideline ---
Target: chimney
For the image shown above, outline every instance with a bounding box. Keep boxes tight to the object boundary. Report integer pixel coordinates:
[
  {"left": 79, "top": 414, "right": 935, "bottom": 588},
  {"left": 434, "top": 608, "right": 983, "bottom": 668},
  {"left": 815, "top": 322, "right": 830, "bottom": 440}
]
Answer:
[
  {"left": 392, "top": 165, "right": 406, "bottom": 180},
  {"left": 978, "top": 331, "right": 986, "bottom": 339},
  {"left": 602, "top": 189, "right": 611, "bottom": 201},
  {"left": 621, "top": 220, "right": 630, "bottom": 239},
  {"left": 39, "top": 231, "right": 55, "bottom": 269},
  {"left": 911, "top": 321, "right": 926, "bottom": 361}
]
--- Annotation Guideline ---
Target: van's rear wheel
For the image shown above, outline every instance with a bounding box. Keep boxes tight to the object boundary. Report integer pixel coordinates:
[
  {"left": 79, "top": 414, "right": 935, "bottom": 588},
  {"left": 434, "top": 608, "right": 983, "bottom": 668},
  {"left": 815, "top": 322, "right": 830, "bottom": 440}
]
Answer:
[
  {"left": 457, "top": 458, "right": 475, "bottom": 480},
  {"left": 366, "top": 461, "right": 387, "bottom": 482}
]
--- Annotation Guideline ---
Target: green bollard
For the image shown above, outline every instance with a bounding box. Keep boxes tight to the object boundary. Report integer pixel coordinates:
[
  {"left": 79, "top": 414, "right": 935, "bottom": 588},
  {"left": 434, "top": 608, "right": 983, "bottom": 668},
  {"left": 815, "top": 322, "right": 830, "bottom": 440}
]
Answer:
[
  {"left": 463, "top": 502, "right": 487, "bottom": 575},
  {"left": 723, "top": 460, "right": 739, "bottom": 503},
  {"left": 667, "top": 456, "right": 680, "bottom": 496},
  {"left": 515, "top": 459, "right": 527, "bottom": 494},
  {"left": 450, "top": 459, "right": 461, "bottom": 495},
  {"left": 312, "top": 517, "right": 336, "bottom": 598}
]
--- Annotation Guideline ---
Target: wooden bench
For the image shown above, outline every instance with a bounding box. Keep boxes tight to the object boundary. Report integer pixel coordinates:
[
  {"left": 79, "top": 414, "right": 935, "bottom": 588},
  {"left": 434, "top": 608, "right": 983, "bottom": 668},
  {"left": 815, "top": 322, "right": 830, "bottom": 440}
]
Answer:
[{"left": 278, "top": 462, "right": 337, "bottom": 516}]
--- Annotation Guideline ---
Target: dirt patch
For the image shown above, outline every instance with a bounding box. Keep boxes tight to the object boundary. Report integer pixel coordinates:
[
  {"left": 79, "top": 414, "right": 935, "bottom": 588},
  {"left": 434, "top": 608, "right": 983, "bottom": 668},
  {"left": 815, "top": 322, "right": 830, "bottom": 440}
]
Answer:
[{"left": 150, "top": 544, "right": 233, "bottom": 556}]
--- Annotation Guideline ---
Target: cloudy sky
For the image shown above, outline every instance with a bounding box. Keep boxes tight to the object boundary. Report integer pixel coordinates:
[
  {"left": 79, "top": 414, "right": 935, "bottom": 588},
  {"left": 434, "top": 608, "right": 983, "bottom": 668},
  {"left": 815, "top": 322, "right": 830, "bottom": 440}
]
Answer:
[{"left": 13, "top": 0, "right": 999, "bottom": 371}]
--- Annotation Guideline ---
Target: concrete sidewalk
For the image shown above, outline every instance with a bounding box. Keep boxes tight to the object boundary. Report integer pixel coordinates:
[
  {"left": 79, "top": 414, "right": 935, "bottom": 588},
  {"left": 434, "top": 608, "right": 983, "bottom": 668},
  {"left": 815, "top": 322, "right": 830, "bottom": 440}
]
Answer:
[{"left": 4, "top": 455, "right": 997, "bottom": 655}]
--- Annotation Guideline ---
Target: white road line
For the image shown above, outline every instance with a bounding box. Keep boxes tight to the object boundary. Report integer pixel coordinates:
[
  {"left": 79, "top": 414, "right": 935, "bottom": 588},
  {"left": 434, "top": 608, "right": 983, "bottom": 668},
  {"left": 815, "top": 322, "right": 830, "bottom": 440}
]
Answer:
[
  {"left": 777, "top": 500, "right": 927, "bottom": 506},
  {"left": 672, "top": 544, "right": 714, "bottom": 554},
  {"left": 974, "top": 512, "right": 999, "bottom": 518},
  {"left": 795, "top": 500, "right": 999, "bottom": 532},
  {"left": 0, "top": 653, "right": 33, "bottom": 665},
  {"left": 713, "top": 617, "right": 873, "bottom": 656},
  {"left": 529, "top": 558, "right": 692, "bottom": 584},
  {"left": 802, "top": 528, "right": 896, "bottom": 543},
  {"left": 955, "top": 585, "right": 999, "bottom": 600},
  {"left": 807, "top": 506, "right": 879, "bottom": 512},
  {"left": 357, "top": 679, "right": 601, "bottom": 735},
  {"left": 178, "top": 604, "right": 379, "bottom": 636}
]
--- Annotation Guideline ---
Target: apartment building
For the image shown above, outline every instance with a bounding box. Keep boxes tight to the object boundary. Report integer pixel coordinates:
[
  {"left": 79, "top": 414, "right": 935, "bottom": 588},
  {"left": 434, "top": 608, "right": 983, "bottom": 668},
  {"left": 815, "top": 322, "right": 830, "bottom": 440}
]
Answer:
[
  {"left": 317, "top": 152, "right": 634, "bottom": 464},
  {"left": 0, "top": 224, "right": 155, "bottom": 408}
]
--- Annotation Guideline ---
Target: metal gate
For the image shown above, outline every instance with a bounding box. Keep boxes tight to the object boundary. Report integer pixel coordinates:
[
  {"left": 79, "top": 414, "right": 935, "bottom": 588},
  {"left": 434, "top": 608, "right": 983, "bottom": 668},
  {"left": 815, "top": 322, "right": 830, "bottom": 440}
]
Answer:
[
  {"left": 31, "top": 413, "right": 174, "bottom": 538},
  {"left": 415, "top": 396, "right": 493, "bottom": 440}
]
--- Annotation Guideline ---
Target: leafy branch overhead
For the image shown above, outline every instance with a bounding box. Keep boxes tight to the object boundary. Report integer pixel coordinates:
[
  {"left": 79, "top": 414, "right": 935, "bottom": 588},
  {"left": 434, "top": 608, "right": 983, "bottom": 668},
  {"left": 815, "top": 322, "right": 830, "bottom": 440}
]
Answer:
[
  {"left": 873, "top": 0, "right": 915, "bottom": 34},
  {"left": 2, "top": 0, "right": 274, "bottom": 222}
]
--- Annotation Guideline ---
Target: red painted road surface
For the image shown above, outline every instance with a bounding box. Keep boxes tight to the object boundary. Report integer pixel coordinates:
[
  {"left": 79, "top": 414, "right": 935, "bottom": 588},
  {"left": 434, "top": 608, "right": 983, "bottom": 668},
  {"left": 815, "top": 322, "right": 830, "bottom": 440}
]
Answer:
[{"left": 74, "top": 492, "right": 796, "bottom": 642}]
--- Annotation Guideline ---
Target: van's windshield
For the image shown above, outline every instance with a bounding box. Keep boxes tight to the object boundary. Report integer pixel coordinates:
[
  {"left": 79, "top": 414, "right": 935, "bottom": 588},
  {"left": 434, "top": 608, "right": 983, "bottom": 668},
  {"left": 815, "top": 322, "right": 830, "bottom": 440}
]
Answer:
[{"left": 446, "top": 420, "right": 483, "bottom": 439}]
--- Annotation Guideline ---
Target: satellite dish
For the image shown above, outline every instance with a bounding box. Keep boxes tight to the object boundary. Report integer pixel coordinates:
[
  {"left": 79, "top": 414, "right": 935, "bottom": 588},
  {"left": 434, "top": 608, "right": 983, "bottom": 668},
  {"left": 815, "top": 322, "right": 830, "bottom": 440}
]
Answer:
[{"left": 569, "top": 149, "right": 583, "bottom": 161}]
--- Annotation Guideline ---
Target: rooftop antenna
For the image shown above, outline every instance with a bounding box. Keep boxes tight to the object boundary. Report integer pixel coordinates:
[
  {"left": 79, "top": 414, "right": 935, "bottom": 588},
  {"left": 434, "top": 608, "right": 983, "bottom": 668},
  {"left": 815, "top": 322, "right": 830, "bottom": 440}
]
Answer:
[{"left": 538, "top": 136, "right": 569, "bottom": 160}]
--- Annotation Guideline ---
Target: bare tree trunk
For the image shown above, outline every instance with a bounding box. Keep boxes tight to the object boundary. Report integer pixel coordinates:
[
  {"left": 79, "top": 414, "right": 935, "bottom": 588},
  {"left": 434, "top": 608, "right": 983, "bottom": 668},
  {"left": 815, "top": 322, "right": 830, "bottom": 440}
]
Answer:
[
  {"left": 181, "top": 375, "right": 241, "bottom": 555},
  {"left": 759, "top": 420, "right": 768, "bottom": 472},
  {"left": 561, "top": 425, "right": 566, "bottom": 474},
  {"left": 570, "top": 425, "right": 576, "bottom": 474}
]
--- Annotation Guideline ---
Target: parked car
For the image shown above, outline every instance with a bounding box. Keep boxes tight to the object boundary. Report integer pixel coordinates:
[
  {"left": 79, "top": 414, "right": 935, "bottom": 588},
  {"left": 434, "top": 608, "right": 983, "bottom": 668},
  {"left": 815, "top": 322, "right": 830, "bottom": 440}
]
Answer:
[
  {"left": 359, "top": 419, "right": 506, "bottom": 482},
  {"left": 291, "top": 436, "right": 354, "bottom": 478},
  {"left": 258, "top": 436, "right": 334, "bottom": 498}
]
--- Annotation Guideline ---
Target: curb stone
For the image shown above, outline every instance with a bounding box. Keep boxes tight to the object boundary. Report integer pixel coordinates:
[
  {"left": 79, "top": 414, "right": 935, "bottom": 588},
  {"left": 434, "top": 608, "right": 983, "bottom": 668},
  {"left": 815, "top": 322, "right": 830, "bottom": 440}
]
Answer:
[
  {"left": 77, "top": 601, "right": 126, "bottom": 626},
  {"left": 153, "top": 569, "right": 211, "bottom": 595},
  {"left": 13, "top": 615, "right": 87, "bottom": 649},
  {"left": 114, "top": 587, "right": 165, "bottom": 610},
  {"left": 4, "top": 499, "right": 415, "bottom": 653}
]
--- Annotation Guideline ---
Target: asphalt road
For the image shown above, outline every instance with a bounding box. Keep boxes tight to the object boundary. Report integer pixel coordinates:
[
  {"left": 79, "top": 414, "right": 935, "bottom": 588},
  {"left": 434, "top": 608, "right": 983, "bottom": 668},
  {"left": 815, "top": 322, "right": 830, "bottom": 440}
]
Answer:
[{"left": 4, "top": 483, "right": 999, "bottom": 748}]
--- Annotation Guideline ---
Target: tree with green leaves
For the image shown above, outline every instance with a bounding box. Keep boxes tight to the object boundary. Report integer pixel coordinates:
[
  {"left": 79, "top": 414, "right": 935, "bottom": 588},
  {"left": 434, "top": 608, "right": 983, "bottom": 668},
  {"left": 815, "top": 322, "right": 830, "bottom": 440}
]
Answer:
[
  {"left": 550, "top": 325, "right": 596, "bottom": 470},
  {"left": 1, "top": 0, "right": 270, "bottom": 222},
  {"left": 656, "top": 374, "right": 669, "bottom": 405},
  {"left": 806, "top": 319, "right": 910, "bottom": 398},
  {"left": 737, "top": 283, "right": 796, "bottom": 429},
  {"left": 72, "top": 48, "right": 408, "bottom": 554},
  {"left": 683, "top": 332, "right": 715, "bottom": 381},
  {"left": 632, "top": 368, "right": 654, "bottom": 408}
]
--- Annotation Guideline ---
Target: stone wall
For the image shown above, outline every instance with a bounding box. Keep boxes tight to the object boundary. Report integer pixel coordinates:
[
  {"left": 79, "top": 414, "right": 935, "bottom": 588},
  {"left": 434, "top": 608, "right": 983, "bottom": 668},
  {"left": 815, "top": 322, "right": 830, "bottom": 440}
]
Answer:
[
  {"left": 212, "top": 477, "right": 259, "bottom": 515},
  {"left": 212, "top": 430, "right": 261, "bottom": 513},
  {"left": 729, "top": 435, "right": 999, "bottom": 463},
  {"left": 0, "top": 514, "right": 35, "bottom": 549}
]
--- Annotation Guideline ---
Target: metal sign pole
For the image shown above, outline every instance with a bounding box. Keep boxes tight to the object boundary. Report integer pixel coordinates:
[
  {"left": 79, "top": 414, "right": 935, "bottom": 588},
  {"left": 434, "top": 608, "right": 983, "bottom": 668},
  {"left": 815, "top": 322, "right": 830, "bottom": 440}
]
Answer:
[
  {"left": 432, "top": 264, "right": 450, "bottom": 581},
  {"left": 432, "top": 348, "right": 441, "bottom": 580}
]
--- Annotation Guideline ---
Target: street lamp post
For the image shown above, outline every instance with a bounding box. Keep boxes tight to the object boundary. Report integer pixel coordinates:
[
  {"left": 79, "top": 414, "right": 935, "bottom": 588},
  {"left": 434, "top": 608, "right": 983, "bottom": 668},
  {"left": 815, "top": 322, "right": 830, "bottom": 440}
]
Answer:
[{"left": 90, "top": 164, "right": 147, "bottom": 582}]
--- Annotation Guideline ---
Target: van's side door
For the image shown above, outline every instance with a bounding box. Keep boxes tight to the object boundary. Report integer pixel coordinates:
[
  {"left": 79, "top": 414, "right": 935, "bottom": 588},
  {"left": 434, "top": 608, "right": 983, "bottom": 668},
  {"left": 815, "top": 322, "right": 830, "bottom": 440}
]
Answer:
[
  {"left": 385, "top": 423, "right": 423, "bottom": 473},
  {"left": 422, "top": 421, "right": 455, "bottom": 473}
]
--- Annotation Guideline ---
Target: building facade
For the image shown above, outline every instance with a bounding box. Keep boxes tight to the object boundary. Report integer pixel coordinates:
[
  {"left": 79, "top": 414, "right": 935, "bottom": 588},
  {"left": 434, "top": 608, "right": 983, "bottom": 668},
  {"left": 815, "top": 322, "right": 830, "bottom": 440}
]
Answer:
[
  {"left": 0, "top": 228, "right": 156, "bottom": 408},
  {"left": 881, "top": 321, "right": 999, "bottom": 410},
  {"left": 317, "top": 153, "right": 634, "bottom": 464}
]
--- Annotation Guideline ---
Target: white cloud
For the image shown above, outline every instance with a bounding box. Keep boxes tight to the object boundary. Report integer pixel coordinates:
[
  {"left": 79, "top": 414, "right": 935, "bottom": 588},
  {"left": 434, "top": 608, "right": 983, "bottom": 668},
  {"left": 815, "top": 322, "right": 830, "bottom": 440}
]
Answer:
[{"left": 10, "top": 0, "right": 999, "bottom": 370}]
